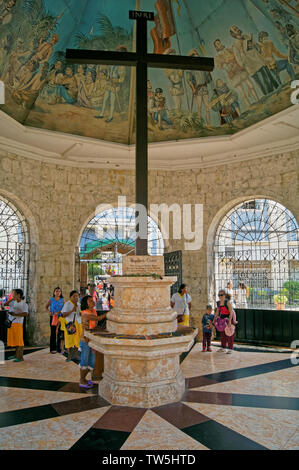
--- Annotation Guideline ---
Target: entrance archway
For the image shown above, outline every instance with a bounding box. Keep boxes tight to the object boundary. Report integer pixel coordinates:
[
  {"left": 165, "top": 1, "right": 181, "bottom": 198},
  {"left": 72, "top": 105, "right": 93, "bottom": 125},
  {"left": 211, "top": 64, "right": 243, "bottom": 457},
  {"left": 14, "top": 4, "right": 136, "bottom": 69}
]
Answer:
[
  {"left": 78, "top": 206, "right": 164, "bottom": 287},
  {"left": 0, "top": 195, "right": 30, "bottom": 297},
  {"left": 213, "top": 198, "right": 299, "bottom": 310}
]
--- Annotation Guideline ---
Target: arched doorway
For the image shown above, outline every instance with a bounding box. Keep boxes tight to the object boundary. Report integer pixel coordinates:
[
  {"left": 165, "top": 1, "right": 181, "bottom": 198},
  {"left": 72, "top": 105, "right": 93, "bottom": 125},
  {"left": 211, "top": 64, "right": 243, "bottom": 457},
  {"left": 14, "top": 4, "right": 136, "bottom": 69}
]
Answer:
[
  {"left": 78, "top": 207, "right": 164, "bottom": 288},
  {"left": 214, "top": 198, "right": 299, "bottom": 310},
  {"left": 0, "top": 195, "right": 30, "bottom": 297}
]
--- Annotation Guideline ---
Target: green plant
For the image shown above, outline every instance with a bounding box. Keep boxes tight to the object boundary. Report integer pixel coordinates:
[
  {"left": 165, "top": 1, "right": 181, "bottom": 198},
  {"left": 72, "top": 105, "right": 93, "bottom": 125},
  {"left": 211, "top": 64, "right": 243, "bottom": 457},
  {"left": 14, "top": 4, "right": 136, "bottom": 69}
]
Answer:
[
  {"left": 169, "top": 110, "right": 203, "bottom": 132},
  {"left": 283, "top": 281, "right": 299, "bottom": 302},
  {"left": 274, "top": 292, "right": 288, "bottom": 304},
  {"left": 88, "top": 264, "right": 105, "bottom": 278},
  {"left": 257, "top": 290, "right": 267, "bottom": 297}
]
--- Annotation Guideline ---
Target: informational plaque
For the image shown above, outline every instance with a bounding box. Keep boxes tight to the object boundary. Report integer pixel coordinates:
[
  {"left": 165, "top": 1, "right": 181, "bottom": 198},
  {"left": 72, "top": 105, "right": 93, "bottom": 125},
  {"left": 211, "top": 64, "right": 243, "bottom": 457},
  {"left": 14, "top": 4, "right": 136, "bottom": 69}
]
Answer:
[{"left": 122, "top": 256, "right": 165, "bottom": 276}]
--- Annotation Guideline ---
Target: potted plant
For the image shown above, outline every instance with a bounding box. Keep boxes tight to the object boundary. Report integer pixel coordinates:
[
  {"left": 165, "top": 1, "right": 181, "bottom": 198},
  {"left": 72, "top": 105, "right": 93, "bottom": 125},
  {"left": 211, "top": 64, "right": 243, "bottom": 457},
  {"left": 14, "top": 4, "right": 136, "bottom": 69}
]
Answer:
[{"left": 273, "top": 290, "right": 288, "bottom": 310}]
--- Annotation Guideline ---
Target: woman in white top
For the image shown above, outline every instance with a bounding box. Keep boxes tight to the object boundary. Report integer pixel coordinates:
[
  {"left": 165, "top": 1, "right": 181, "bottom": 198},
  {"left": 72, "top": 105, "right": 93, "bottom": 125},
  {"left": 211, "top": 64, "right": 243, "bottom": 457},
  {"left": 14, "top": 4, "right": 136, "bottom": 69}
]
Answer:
[
  {"left": 226, "top": 281, "right": 236, "bottom": 308},
  {"left": 170, "top": 283, "right": 192, "bottom": 326},
  {"left": 4, "top": 289, "right": 28, "bottom": 362},
  {"left": 236, "top": 283, "right": 249, "bottom": 308},
  {"left": 61, "top": 290, "right": 82, "bottom": 362}
]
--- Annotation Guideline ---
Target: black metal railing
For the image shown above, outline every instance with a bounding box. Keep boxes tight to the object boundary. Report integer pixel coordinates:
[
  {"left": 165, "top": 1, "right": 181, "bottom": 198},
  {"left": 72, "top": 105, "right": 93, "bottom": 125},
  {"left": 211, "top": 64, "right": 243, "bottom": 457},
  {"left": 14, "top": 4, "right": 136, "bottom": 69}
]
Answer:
[{"left": 232, "top": 308, "right": 299, "bottom": 347}]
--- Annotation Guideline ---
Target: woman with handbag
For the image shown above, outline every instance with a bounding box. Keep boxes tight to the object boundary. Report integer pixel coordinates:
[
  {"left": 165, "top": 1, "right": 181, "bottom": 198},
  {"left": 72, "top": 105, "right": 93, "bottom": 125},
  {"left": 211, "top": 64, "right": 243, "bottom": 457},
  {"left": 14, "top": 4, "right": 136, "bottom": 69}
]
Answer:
[
  {"left": 213, "top": 290, "right": 234, "bottom": 354},
  {"left": 4, "top": 289, "right": 28, "bottom": 362},
  {"left": 170, "top": 284, "right": 192, "bottom": 327},
  {"left": 45, "top": 287, "right": 65, "bottom": 354},
  {"left": 61, "top": 290, "right": 82, "bottom": 362}
]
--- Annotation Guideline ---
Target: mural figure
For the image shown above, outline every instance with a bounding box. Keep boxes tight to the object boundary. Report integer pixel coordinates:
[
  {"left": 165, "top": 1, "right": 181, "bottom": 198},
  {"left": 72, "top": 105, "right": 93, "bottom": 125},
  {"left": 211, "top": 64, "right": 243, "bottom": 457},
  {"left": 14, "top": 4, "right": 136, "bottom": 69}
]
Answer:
[
  {"left": 91, "top": 67, "right": 108, "bottom": 114},
  {"left": 186, "top": 48, "right": 213, "bottom": 129},
  {"left": 95, "top": 45, "right": 127, "bottom": 123},
  {"left": 39, "top": 60, "right": 63, "bottom": 104},
  {"left": 55, "top": 66, "right": 78, "bottom": 104},
  {"left": 229, "top": 25, "right": 280, "bottom": 96},
  {"left": 30, "top": 34, "right": 59, "bottom": 65},
  {"left": 74, "top": 64, "right": 86, "bottom": 103},
  {"left": 14, "top": 58, "right": 39, "bottom": 89},
  {"left": 0, "top": 0, "right": 16, "bottom": 25},
  {"left": 210, "top": 79, "right": 240, "bottom": 126},
  {"left": 4, "top": 38, "right": 32, "bottom": 86},
  {"left": 152, "top": 87, "right": 173, "bottom": 130},
  {"left": 164, "top": 48, "right": 185, "bottom": 111},
  {"left": 74, "top": 65, "right": 96, "bottom": 108},
  {"left": 79, "top": 69, "right": 97, "bottom": 108},
  {"left": 258, "top": 30, "right": 295, "bottom": 82},
  {"left": 12, "top": 62, "right": 49, "bottom": 108},
  {"left": 213, "top": 38, "right": 257, "bottom": 109},
  {"left": 147, "top": 79, "right": 155, "bottom": 125}
]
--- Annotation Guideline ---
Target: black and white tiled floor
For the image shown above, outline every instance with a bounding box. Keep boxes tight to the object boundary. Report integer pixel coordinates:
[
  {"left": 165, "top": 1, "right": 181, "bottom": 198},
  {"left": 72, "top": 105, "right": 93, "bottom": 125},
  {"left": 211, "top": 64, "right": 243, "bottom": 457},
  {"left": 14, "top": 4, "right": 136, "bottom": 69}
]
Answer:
[{"left": 0, "top": 343, "right": 298, "bottom": 450}]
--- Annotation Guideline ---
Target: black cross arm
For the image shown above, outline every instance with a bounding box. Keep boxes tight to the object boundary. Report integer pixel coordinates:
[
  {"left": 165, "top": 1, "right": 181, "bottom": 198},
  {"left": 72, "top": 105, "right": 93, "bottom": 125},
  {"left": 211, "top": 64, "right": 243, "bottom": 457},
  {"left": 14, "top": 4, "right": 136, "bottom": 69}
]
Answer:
[
  {"left": 66, "top": 48, "right": 214, "bottom": 72},
  {"left": 147, "top": 53, "right": 214, "bottom": 71},
  {"left": 66, "top": 49, "right": 137, "bottom": 67}
]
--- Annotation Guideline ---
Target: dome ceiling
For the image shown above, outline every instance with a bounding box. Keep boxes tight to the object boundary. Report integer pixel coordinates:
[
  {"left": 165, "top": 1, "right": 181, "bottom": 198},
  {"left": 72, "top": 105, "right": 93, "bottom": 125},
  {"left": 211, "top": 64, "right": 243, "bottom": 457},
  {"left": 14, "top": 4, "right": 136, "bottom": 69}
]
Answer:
[{"left": 0, "top": 0, "right": 298, "bottom": 146}]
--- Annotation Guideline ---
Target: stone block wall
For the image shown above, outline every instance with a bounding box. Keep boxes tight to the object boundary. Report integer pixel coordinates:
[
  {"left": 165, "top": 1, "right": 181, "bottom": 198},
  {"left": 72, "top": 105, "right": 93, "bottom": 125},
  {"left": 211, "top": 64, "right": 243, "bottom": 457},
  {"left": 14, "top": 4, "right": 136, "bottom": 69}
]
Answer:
[{"left": 0, "top": 148, "right": 298, "bottom": 345}]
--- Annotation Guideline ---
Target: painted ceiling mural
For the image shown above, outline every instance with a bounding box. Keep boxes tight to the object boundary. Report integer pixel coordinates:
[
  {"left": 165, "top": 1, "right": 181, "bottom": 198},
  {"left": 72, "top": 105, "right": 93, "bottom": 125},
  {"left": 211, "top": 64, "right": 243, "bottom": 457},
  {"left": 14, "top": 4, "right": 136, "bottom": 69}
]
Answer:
[{"left": 0, "top": 0, "right": 298, "bottom": 145}]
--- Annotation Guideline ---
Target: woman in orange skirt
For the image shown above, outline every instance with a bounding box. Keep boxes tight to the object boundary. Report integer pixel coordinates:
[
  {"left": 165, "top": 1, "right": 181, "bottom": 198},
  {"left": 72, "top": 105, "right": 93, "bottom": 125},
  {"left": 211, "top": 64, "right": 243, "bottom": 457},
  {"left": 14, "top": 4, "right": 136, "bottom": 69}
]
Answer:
[{"left": 5, "top": 289, "right": 28, "bottom": 362}]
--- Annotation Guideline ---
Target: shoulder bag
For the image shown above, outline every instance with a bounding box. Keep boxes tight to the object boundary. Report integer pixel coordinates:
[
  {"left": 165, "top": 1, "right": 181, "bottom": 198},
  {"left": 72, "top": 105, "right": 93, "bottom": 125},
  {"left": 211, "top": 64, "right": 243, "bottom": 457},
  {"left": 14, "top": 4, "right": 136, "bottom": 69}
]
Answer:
[{"left": 65, "top": 312, "right": 77, "bottom": 335}]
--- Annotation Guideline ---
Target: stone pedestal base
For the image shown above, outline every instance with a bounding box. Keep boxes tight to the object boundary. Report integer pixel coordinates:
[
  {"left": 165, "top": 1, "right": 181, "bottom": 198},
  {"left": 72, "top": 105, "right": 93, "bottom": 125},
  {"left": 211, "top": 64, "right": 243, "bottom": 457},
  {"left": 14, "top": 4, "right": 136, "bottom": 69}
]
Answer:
[
  {"left": 84, "top": 263, "right": 197, "bottom": 408},
  {"left": 86, "top": 327, "right": 198, "bottom": 408},
  {"left": 99, "top": 369, "right": 185, "bottom": 409}
]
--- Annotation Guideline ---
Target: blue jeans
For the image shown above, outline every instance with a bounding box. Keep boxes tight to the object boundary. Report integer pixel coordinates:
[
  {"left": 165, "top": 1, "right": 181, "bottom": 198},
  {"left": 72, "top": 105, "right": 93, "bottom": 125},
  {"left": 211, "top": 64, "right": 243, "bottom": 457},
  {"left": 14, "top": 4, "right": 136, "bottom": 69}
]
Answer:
[
  {"left": 79, "top": 340, "right": 96, "bottom": 369},
  {"left": 154, "top": 110, "right": 173, "bottom": 125}
]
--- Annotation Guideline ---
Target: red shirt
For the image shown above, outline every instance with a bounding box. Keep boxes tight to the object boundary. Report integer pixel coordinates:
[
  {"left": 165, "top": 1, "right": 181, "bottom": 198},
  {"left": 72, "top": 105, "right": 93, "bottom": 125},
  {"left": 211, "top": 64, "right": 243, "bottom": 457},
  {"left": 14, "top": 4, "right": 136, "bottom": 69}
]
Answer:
[{"left": 217, "top": 301, "right": 230, "bottom": 317}]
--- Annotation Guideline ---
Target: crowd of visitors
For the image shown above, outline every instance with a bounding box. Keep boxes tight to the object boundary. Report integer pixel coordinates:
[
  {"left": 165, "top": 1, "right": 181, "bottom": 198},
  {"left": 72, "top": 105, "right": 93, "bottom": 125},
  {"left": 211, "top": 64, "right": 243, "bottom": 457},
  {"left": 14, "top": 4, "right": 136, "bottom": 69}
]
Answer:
[
  {"left": 44, "top": 281, "right": 113, "bottom": 389},
  {"left": 0, "top": 281, "right": 114, "bottom": 388},
  {"left": 0, "top": 278, "right": 244, "bottom": 380}
]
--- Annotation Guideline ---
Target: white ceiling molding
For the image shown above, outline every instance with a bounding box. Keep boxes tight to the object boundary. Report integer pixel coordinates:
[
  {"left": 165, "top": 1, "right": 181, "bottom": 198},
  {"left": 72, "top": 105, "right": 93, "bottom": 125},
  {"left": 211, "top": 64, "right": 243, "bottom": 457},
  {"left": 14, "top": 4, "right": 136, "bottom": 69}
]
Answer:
[{"left": 0, "top": 105, "right": 298, "bottom": 170}]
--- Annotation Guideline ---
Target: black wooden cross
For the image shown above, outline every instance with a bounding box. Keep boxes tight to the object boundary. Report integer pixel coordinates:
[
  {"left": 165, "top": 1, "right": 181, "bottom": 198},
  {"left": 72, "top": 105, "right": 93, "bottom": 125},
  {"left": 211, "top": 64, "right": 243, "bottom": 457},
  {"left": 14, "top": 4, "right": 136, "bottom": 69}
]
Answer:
[{"left": 66, "top": 10, "right": 214, "bottom": 255}]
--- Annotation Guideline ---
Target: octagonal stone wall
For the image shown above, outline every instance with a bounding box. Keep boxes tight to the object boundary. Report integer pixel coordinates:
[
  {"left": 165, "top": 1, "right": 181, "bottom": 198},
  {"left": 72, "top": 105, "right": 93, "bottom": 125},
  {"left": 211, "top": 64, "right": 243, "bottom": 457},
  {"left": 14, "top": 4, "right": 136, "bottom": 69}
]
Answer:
[{"left": 0, "top": 148, "right": 298, "bottom": 344}]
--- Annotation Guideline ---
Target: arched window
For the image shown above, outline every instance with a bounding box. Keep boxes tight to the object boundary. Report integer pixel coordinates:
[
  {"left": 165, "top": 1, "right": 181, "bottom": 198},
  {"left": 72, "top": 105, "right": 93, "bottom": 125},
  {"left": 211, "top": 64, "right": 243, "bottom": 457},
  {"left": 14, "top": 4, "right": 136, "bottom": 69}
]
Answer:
[
  {"left": 0, "top": 196, "right": 30, "bottom": 298},
  {"left": 79, "top": 207, "right": 164, "bottom": 285},
  {"left": 214, "top": 199, "right": 299, "bottom": 310}
]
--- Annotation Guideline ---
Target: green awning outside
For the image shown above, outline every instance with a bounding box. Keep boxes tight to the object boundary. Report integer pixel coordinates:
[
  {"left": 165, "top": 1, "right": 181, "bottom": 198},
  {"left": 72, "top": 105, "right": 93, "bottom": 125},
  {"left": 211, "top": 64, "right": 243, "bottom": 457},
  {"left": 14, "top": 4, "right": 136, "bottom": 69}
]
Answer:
[{"left": 80, "top": 239, "right": 135, "bottom": 257}]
